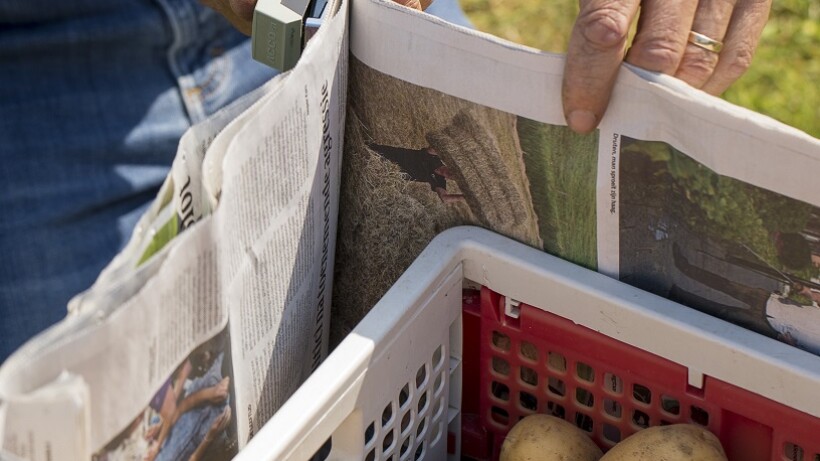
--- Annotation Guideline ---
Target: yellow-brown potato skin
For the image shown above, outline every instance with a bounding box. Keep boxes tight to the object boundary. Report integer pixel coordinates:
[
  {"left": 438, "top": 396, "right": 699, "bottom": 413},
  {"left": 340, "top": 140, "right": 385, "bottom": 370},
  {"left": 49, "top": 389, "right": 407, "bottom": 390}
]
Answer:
[
  {"left": 500, "top": 414, "right": 603, "bottom": 461},
  {"left": 599, "top": 424, "right": 727, "bottom": 461}
]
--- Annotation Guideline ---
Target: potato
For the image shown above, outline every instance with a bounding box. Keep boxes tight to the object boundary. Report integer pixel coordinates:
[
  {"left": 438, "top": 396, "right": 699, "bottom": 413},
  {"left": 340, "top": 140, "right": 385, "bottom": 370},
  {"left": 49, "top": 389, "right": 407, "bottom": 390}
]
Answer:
[
  {"left": 600, "top": 424, "right": 727, "bottom": 461},
  {"left": 500, "top": 414, "right": 603, "bottom": 461}
]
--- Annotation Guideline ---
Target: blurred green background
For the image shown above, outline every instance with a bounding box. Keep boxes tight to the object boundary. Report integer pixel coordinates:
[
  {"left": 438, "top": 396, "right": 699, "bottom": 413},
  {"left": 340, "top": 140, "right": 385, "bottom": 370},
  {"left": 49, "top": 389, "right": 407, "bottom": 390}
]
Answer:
[{"left": 461, "top": 0, "right": 820, "bottom": 138}]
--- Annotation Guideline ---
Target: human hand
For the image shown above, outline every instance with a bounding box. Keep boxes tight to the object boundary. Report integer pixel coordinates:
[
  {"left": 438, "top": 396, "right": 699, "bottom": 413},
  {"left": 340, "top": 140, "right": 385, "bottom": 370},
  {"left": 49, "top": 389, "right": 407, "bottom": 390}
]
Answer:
[
  {"left": 144, "top": 422, "right": 162, "bottom": 441},
  {"left": 143, "top": 440, "right": 160, "bottom": 461},
  {"left": 391, "top": 0, "right": 433, "bottom": 11},
  {"left": 206, "top": 376, "right": 231, "bottom": 404},
  {"left": 562, "top": 0, "right": 772, "bottom": 134},
  {"left": 203, "top": 0, "right": 432, "bottom": 34}
]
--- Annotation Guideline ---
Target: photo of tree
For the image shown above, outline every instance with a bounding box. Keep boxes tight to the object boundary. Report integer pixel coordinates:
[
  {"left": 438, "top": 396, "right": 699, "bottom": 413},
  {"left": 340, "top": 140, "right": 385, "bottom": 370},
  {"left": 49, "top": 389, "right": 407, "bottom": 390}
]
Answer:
[{"left": 619, "top": 136, "right": 820, "bottom": 354}]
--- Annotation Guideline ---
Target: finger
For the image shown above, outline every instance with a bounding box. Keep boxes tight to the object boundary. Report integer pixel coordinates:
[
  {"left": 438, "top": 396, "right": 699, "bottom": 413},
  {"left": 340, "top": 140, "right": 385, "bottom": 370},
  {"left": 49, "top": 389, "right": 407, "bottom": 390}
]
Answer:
[
  {"left": 222, "top": 7, "right": 253, "bottom": 35},
  {"left": 202, "top": 0, "right": 253, "bottom": 35},
  {"left": 392, "top": 0, "right": 428, "bottom": 10},
  {"left": 394, "top": 0, "right": 420, "bottom": 9},
  {"left": 675, "top": 0, "right": 737, "bottom": 88},
  {"left": 562, "top": 0, "right": 641, "bottom": 133},
  {"left": 626, "top": 0, "right": 698, "bottom": 74},
  {"left": 229, "top": 0, "right": 257, "bottom": 21},
  {"left": 701, "top": 0, "right": 771, "bottom": 95}
]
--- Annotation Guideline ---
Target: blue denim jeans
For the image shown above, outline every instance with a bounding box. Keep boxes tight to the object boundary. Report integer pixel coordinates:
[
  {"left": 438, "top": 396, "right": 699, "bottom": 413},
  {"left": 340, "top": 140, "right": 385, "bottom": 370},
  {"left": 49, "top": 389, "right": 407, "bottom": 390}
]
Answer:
[
  {"left": 0, "top": 0, "right": 470, "bottom": 361},
  {"left": 0, "top": 0, "right": 277, "bottom": 360}
]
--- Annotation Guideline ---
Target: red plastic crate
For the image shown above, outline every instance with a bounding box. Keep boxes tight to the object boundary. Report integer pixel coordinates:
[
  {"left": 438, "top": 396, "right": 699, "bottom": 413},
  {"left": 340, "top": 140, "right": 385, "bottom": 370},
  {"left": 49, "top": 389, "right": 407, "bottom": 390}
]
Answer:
[{"left": 460, "top": 287, "right": 820, "bottom": 461}]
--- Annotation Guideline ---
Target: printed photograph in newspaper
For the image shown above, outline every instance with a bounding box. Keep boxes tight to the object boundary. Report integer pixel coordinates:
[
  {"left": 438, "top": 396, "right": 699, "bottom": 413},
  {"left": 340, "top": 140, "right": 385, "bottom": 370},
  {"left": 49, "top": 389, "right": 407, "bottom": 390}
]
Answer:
[
  {"left": 92, "top": 328, "right": 237, "bottom": 461},
  {"left": 339, "top": 48, "right": 820, "bottom": 359},
  {"left": 618, "top": 137, "right": 820, "bottom": 355},
  {"left": 517, "top": 118, "right": 598, "bottom": 270},
  {"left": 333, "top": 56, "right": 598, "bottom": 341}
]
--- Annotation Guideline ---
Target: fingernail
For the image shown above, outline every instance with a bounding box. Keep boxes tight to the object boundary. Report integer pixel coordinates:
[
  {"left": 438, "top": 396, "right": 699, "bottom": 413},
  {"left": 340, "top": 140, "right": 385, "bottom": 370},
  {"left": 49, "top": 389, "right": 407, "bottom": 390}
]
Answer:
[{"left": 567, "top": 110, "right": 598, "bottom": 134}]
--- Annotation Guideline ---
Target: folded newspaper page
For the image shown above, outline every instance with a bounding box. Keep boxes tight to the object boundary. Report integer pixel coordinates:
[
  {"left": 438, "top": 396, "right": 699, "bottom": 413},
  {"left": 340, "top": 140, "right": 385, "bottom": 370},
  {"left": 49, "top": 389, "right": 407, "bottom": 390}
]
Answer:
[
  {"left": 331, "top": 0, "right": 820, "bottom": 360},
  {"left": 3, "top": 0, "right": 820, "bottom": 459},
  {"left": 0, "top": 0, "right": 347, "bottom": 458}
]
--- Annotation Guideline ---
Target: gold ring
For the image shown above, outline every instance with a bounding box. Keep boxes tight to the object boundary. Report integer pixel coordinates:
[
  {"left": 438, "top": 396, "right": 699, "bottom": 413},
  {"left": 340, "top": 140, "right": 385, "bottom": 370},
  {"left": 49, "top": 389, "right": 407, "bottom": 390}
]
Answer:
[{"left": 688, "top": 31, "right": 724, "bottom": 53}]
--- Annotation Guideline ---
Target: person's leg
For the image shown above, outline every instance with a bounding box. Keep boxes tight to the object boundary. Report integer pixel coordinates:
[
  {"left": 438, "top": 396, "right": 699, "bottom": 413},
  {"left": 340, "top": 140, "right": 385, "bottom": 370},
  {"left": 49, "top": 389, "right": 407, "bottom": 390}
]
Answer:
[{"left": 0, "top": 0, "right": 276, "bottom": 360}]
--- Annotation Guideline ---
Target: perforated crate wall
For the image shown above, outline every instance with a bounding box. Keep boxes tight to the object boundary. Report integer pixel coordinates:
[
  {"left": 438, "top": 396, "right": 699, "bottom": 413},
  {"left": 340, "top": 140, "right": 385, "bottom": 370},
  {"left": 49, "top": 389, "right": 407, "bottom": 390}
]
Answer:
[
  {"left": 361, "top": 344, "right": 451, "bottom": 461},
  {"left": 459, "top": 287, "right": 820, "bottom": 461}
]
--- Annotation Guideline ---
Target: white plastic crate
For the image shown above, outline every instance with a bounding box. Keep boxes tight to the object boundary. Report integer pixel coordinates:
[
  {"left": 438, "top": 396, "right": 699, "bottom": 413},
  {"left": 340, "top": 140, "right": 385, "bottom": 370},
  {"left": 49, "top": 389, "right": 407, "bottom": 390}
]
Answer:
[{"left": 234, "top": 226, "right": 820, "bottom": 461}]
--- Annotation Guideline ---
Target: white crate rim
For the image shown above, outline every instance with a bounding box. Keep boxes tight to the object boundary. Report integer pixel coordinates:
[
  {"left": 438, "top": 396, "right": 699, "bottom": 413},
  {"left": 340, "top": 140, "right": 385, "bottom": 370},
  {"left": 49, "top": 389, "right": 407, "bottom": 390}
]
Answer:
[{"left": 237, "top": 226, "right": 820, "bottom": 460}]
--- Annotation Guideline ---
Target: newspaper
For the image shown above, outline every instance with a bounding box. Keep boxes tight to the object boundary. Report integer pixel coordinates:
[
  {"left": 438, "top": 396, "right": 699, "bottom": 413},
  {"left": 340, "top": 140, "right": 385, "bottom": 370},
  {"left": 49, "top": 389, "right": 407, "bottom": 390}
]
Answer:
[
  {"left": 330, "top": 0, "right": 820, "bottom": 359},
  {"left": 0, "top": 0, "right": 346, "bottom": 458},
  {"left": 3, "top": 0, "right": 820, "bottom": 459}
]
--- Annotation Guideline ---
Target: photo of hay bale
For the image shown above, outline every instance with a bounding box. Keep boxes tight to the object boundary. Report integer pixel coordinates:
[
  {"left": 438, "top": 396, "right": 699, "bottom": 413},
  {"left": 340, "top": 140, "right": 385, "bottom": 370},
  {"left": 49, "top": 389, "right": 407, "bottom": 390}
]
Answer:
[
  {"left": 426, "top": 110, "right": 532, "bottom": 234},
  {"left": 331, "top": 57, "right": 542, "bottom": 343}
]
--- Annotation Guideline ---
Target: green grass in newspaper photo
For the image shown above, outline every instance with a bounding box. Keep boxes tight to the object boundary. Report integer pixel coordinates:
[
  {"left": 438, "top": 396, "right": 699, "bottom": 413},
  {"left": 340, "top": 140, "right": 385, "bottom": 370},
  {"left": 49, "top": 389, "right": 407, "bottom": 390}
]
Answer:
[
  {"left": 518, "top": 118, "right": 598, "bottom": 270},
  {"left": 618, "top": 136, "right": 820, "bottom": 353},
  {"left": 137, "top": 214, "right": 180, "bottom": 266},
  {"left": 462, "top": 0, "right": 820, "bottom": 138}
]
